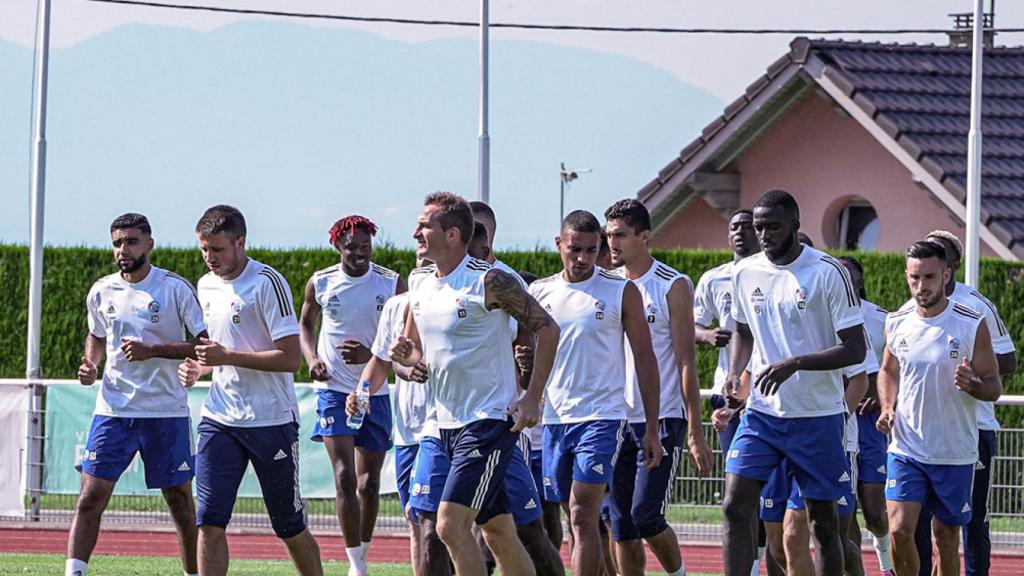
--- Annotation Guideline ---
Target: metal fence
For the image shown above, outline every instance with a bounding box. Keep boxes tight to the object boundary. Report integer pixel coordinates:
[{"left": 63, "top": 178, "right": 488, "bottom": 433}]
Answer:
[{"left": 3, "top": 380, "right": 1024, "bottom": 550}]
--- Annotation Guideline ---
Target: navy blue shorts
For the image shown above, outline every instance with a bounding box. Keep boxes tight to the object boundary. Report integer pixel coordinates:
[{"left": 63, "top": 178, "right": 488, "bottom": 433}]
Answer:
[
  {"left": 505, "top": 442, "right": 543, "bottom": 526},
  {"left": 726, "top": 409, "right": 848, "bottom": 502},
  {"left": 440, "top": 418, "right": 518, "bottom": 525},
  {"left": 311, "top": 390, "right": 393, "bottom": 452},
  {"left": 886, "top": 453, "right": 975, "bottom": 527},
  {"left": 530, "top": 448, "right": 554, "bottom": 504},
  {"left": 77, "top": 415, "right": 194, "bottom": 489},
  {"left": 395, "top": 444, "right": 419, "bottom": 520},
  {"left": 195, "top": 418, "right": 306, "bottom": 538},
  {"left": 856, "top": 411, "right": 888, "bottom": 484},
  {"left": 710, "top": 394, "right": 742, "bottom": 455},
  {"left": 543, "top": 420, "right": 627, "bottom": 503},
  {"left": 608, "top": 418, "right": 685, "bottom": 541}
]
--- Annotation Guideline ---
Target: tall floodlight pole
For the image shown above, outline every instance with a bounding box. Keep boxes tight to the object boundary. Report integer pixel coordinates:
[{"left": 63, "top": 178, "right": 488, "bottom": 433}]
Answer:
[
  {"left": 965, "top": 0, "right": 985, "bottom": 287},
  {"left": 477, "top": 0, "right": 490, "bottom": 203},
  {"left": 26, "top": 0, "right": 52, "bottom": 522}
]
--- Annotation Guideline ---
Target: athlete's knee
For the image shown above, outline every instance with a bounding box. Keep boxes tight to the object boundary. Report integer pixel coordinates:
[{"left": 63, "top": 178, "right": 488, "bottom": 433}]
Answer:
[
  {"left": 861, "top": 506, "right": 887, "bottom": 533},
  {"left": 722, "top": 487, "right": 756, "bottom": 523},
  {"left": 889, "top": 518, "right": 916, "bottom": 545},
  {"left": 75, "top": 487, "right": 111, "bottom": 516},
  {"left": 334, "top": 465, "right": 358, "bottom": 496},
  {"left": 435, "top": 514, "right": 472, "bottom": 548},
  {"left": 931, "top": 522, "right": 959, "bottom": 550},
  {"left": 357, "top": 470, "right": 381, "bottom": 497},
  {"left": 630, "top": 508, "right": 668, "bottom": 540}
]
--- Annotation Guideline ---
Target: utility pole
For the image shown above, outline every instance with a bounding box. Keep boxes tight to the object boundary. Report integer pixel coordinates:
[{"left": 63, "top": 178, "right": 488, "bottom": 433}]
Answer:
[
  {"left": 477, "top": 0, "right": 490, "bottom": 203},
  {"left": 559, "top": 162, "right": 591, "bottom": 224}
]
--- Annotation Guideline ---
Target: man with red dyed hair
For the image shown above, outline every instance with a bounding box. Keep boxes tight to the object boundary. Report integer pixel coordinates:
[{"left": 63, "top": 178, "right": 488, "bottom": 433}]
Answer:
[{"left": 299, "top": 215, "right": 405, "bottom": 576}]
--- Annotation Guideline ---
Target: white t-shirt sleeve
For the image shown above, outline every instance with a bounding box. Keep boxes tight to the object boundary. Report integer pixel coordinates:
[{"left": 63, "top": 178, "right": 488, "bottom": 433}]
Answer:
[
  {"left": 692, "top": 273, "right": 715, "bottom": 328},
  {"left": 176, "top": 279, "right": 207, "bottom": 337},
  {"left": 730, "top": 273, "right": 747, "bottom": 325},
  {"left": 825, "top": 264, "right": 863, "bottom": 332},
  {"left": 980, "top": 303, "right": 1015, "bottom": 355},
  {"left": 258, "top": 272, "right": 300, "bottom": 341},
  {"left": 86, "top": 286, "right": 106, "bottom": 339},
  {"left": 371, "top": 300, "right": 401, "bottom": 362}
]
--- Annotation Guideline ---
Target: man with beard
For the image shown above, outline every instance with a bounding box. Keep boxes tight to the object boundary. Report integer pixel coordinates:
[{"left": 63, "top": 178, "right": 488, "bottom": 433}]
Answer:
[
  {"left": 878, "top": 240, "right": 1001, "bottom": 576},
  {"left": 299, "top": 215, "right": 404, "bottom": 576},
  {"left": 68, "top": 213, "right": 207, "bottom": 576},
  {"left": 722, "top": 190, "right": 865, "bottom": 576}
]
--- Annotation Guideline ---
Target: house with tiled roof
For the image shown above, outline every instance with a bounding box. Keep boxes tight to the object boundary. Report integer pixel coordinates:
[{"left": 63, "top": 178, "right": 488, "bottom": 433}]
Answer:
[{"left": 638, "top": 36, "right": 1024, "bottom": 259}]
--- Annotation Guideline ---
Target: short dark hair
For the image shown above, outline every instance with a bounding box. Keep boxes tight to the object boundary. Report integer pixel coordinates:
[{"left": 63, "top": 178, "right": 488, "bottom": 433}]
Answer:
[
  {"left": 469, "top": 201, "right": 496, "bottom": 228},
  {"left": 906, "top": 240, "right": 946, "bottom": 262},
  {"left": 753, "top": 189, "right": 800, "bottom": 219},
  {"left": 472, "top": 221, "right": 488, "bottom": 244},
  {"left": 598, "top": 229, "right": 610, "bottom": 258},
  {"left": 110, "top": 213, "right": 151, "bottom": 235},
  {"left": 729, "top": 208, "right": 753, "bottom": 221},
  {"left": 838, "top": 256, "right": 866, "bottom": 299},
  {"left": 604, "top": 199, "right": 651, "bottom": 234},
  {"left": 425, "top": 191, "right": 474, "bottom": 244},
  {"left": 518, "top": 270, "right": 538, "bottom": 286},
  {"left": 195, "top": 205, "right": 246, "bottom": 239},
  {"left": 797, "top": 231, "right": 814, "bottom": 247},
  {"left": 562, "top": 209, "right": 602, "bottom": 234}
]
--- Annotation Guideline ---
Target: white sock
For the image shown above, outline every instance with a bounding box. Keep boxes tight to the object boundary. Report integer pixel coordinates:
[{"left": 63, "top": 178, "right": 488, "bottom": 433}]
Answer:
[
  {"left": 65, "top": 559, "right": 88, "bottom": 576},
  {"left": 751, "top": 546, "right": 765, "bottom": 576},
  {"left": 361, "top": 540, "right": 371, "bottom": 559},
  {"left": 668, "top": 558, "right": 686, "bottom": 576},
  {"left": 185, "top": 573, "right": 198, "bottom": 576},
  {"left": 872, "top": 533, "right": 893, "bottom": 572},
  {"left": 346, "top": 546, "right": 367, "bottom": 574}
]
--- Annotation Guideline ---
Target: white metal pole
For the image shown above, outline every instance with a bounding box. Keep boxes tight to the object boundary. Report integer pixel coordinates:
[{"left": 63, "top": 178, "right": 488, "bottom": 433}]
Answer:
[
  {"left": 477, "top": 0, "right": 490, "bottom": 203},
  {"left": 26, "top": 0, "right": 52, "bottom": 521},
  {"left": 965, "top": 0, "right": 984, "bottom": 287}
]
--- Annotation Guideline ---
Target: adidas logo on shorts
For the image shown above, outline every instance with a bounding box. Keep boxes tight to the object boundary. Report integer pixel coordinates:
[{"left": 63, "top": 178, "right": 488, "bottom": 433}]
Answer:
[
  {"left": 962, "top": 502, "right": 972, "bottom": 514},
  {"left": 838, "top": 471, "right": 851, "bottom": 482},
  {"left": 468, "top": 449, "right": 483, "bottom": 458},
  {"left": 525, "top": 499, "right": 537, "bottom": 510},
  {"left": 975, "top": 460, "right": 986, "bottom": 471},
  {"left": 837, "top": 497, "right": 848, "bottom": 506},
  {"left": 592, "top": 463, "right": 604, "bottom": 475},
  {"left": 177, "top": 461, "right": 190, "bottom": 472},
  {"left": 543, "top": 477, "right": 552, "bottom": 487},
  {"left": 273, "top": 449, "right": 287, "bottom": 461},
  {"left": 877, "top": 465, "right": 886, "bottom": 474}
]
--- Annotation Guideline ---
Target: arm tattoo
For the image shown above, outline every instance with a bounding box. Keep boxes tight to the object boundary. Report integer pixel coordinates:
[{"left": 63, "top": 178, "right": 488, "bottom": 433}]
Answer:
[{"left": 486, "top": 269, "right": 553, "bottom": 332}]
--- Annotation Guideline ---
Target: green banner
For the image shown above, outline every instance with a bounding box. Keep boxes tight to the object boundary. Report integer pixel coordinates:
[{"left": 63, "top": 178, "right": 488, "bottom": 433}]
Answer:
[{"left": 43, "top": 384, "right": 395, "bottom": 497}]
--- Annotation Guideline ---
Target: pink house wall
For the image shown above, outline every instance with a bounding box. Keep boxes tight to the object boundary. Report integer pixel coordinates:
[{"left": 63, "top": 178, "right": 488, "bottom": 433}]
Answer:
[{"left": 652, "top": 91, "right": 996, "bottom": 257}]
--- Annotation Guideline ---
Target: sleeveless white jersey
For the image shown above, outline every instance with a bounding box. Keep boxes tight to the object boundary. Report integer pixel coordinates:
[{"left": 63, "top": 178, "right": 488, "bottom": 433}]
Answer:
[
  {"left": 861, "top": 299, "right": 888, "bottom": 370},
  {"left": 198, "top": 259, "right": 301, "bottom": 427},
  {"left": 694, "top": 261, "right": 738, "bottom": 395},
  {"left": 950, "top": 282, "right": 1015, "bottom": 432},
  {"left": 371, "top": 293, "right": 435, "bottom": 445},
  {"left": 731, "top": 247, "right": 863, "bottom": 418},
  {"left": 408, "top": 255, "right": 518, "bottom": 429},
  {"left": 886, "top": 300, "right": 984, "bottom": 465},
  {"left": 312, "top": 262, "right": 399, "bottom": 395},
  {"left": 86, "top": 266, "right": 206, "bottom": 417},
  {"left": 618, "top": 260, "right": 690, "bottom": 423},
  {"left": 842, "top": 322, "right": 880, "bottom": 453},
  {"left": 529, "top": 268, "right": 629, "bottom": 424}
]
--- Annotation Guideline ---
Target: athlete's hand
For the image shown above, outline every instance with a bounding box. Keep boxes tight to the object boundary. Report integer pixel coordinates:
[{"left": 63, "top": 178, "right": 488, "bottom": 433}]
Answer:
[
  {"left": 876, "top": 409, "right": 895, "bottom": 435},
  {"left": 407, "top": 361, "right": 429, "bottom": 383},
  {"left": 119, "top": 338, "right": 152, "bottom": 362},
  {"left": 77, "top": 356, "right": 98, "bottom": 386},
  {"left": 955, "top": 356, "right": 978, "bottom": 394},
  {"left": 755, "top": 359, "right": 799, "bottom": 395},
  {"left": 687, "top": 432, "right": 714, "bottom": 478},
  {"left": 711, "top": 407, "right": 734, "bottom": 432},
  {"left": 338, "top": 340, "right": 373, "bottom": 365},
  {"left": 857, "top": 395, "right": 880, "bottom": 415},
  {"left": 508, "top": 396, "right": 540, "bottom": 432},
  {"left": 708, "top": 328, "right": 732, "bottom": 348},
  {"left": 514, "top": 344, "right": 534, "bottom": 374},
  {"left": 195, "top": 338, "right": 230, "bottom": 367},
  {"left": 345, "top": 391, "right": 373, "bottom": 416},
  {"left": 308, "top": 358, "right": 330, "bottom": 381},
  {"left": 178, "top": 357, "right": 201, "bottom": 388},
  {"left": 641, "top": 431, "right": 664, "bottom": 470},
  {"left": 389, "top": 336, "right": 416, "bottom": 367}
]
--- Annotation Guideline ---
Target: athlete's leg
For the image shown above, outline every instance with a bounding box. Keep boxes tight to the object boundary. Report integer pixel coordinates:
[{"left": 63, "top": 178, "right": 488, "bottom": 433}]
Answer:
[
  {"left": 930, "top": 519, "right": 961, "bottom": 576},
  {"left": 542, "top": 501, "right": 562, "bottom": 550},
  {"left": 160, "top": 481, "right": 198, "bottom": 575},
  {"left": 782, "top": 509, "right": 813, "bottom": 576},
  {"left": 599, "top": 518, "right": 619, "bottom": 576},
  {"left": 722, "top": 473, "right": 763, "bottom": 576},
  {"left": 633, "top": 420, "right": 686, "bottom": 574},
  {"left": 763, "top": 520, "right": 787, "bottom": 572},
  {"left": 417, "top": 511, "right": 452, "bottom": 576},
  {"left": 480, "top": 512, "right": 536, "bottom": 576},
  {"left": 198, "top": 526, "right": 230, "bottom": 576},
  {"left": 409, "top": 518, "right": 423, "bottom": 576},
  {"left": 609, "top": 425, "right": 644, "bottom": 576},
  {"left": 839, "top": 512, "right": 865, "bottom": 576},
  {"left": 888, "top": 500, "right": 922, "bottom": 576},
  {"left": 517, "top": 518, "right": 564, "bottom": 576},
  {"left": 281, "top": 529, "right": 324, "bottom": 576},
  {"left": 436, "top": 501, "right": 491, "bottom": 575},
  {"left": 806, "top": 498, "right": 843, "bottom": 576},
  {"left": 567, "top": 480, "right": 608, "bottom": 576},
  {"left": 913, "top": 508, "right": 933, "bottom": 576},
  {"left": 324, "top": 436, "right": 362, "bottom": 549},
  {"left": 355, "top": 447, "right": 386, "bottom": 544},
  {"left": 963, "top": 430, "right": 995, "bottom": 576},
  {"left": 67, "top": 474, "right": 116, "bottom": 562}
]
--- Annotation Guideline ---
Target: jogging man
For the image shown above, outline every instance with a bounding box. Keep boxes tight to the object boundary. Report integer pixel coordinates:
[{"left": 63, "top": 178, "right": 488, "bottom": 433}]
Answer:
[
  {"left": 299, "top": 215, "right": 403, "bottom": 575},
  {"left": 178, "top": 205, "right": 322, "bottom": 576},
  {"left": 68, "top": 213, "right": 205, "bottom": 576},
  {"left": 604, "top": 198, "right": 713, "bottom": 576},
  {"left": 722, "top": 189, "right": 866, "bottom": 576},
  {"left": 388, "top": 191, "right": 560, "bottom": 576},
  {"left": 529, "top": 209, "right": 663, "bottom": 576},
  {"left": 878, "top": 240, "right": 1002, "bottom": 576}
]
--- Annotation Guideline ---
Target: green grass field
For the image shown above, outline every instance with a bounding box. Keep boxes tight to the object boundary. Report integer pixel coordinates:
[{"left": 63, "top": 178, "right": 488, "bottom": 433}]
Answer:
[{"left": 0, "top": 553, "right": 705, "bottom": 575}]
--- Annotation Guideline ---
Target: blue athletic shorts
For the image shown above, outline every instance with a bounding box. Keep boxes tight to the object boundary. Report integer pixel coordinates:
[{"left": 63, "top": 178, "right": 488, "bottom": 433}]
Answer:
[
  {"left": 763, "top": 451, "right": 859, "bottom": 521},
  {"left": 439, "top": 417, "right": 518, "bottom": 525},
  {"left": 710, "top": 394, "right": 742, "bottom": 455},
  {"left": 195, "top": 418, "right": 306, "bottom": 539},
  {"left": 311, "top": 390, "right": 393, "bottom": 452},
  {"left": 76, "top": 415, "right": 194, "bottom": 489},
  {"left": 608, "top": 418, "right": 686, "bottom": 541},
  {"left": 542, "top": 420, "right": 627, "bottom": 503},
  {"left": 885, "top": 453, "right": 975, "bottom": 527},
  {"left": 530, "top": 448, "right": 549, "bottom": 503},
  {"left": 395, "top": 443, "right": 419, "bottom": 520},
  {"left": 410, "top": 436, "right": 447, "bottom": 515},
  {"left": 856, "top": 411, "right": 888, "bottom": 484},
  {"left": 726, "top": 409, "right": 848, "bottom": 502}
]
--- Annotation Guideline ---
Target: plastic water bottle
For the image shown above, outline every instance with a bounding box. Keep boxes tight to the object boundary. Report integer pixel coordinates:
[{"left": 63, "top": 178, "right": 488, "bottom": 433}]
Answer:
[{"left": 347, "top": 380, "right": 371, "bottom": 430}]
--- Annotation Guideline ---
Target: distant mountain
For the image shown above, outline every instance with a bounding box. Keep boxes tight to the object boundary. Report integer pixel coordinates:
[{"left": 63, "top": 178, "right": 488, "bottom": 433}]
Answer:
[{"left": 0, "top": 21, "right": 721, "bottom": 248}]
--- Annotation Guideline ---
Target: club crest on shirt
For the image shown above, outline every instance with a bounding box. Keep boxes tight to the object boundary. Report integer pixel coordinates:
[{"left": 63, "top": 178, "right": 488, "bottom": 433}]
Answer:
[
  {"left": 795, "top": 286, "right": 808, "bottom": 310},
  {"left": 148, "top": 301, "right": 160, "bottom": 313},
  {"left": 455, "top": 297, "right": 468, "bottom": 318},
  {"left": 595, "top": 299, "right": 606, "bottom": 320},
  {"left": 646, "top": 303, "right": 658, "bottom": 323},
  {"left": 949, "top": 337, "right": 961, "bottom": 359},
  {"left": 376, "top": 294, "right": 387, "bottom": 311},
  {"left": 750, "top": 287, "right": 766, "bottom": 314}
]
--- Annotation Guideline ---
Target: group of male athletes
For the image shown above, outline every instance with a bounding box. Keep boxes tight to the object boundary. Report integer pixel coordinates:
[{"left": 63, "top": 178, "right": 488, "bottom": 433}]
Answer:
[{"left": 66, "top": 188, "right": 1013, "bottom": 576}]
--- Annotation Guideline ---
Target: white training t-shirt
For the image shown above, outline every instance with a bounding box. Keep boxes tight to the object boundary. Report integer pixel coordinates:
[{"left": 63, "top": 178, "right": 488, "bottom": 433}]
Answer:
[
  {"left": 693, "top": 261, "right": 737, "bottom": 395},
  {"left": 620, "top": 260, "right": 690, "bottom": 423},
  {"left": 950, "top": 282, "right": 1015, "bottom": 432},
  {"left": 861, "top": 299, "right": 888, "bottom": 370},
  {"left": 407, "top": 255, "right": 518, "bottom": 429},
  {"left": 887, "top": 299, "right": 984, "bottom": 465},
  {"left": 529, "top": 267, "right": 629, "bottom": 425},
  {"left": 371, "top": 293, "right": 436, "bottom": 445},
  {"left": 198, "top": 259, "right": 301, "bottom": 427},
  {"left": 731, "top": 247, "right": 864, "bottom": 418},
  {"left": 86, "top": 266, "right": 206, "bottom": 418},
  {"left": 312, "top": 262, "right": 398, "bottom": 395},
  {"left": 842, "top": 324, "right": 879, "bottom": 453}
]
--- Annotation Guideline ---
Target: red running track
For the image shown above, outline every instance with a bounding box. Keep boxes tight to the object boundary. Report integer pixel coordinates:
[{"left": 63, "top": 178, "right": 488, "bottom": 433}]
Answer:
[{"left": 0, "top": 527, "right": 1020, "bottom": 575}]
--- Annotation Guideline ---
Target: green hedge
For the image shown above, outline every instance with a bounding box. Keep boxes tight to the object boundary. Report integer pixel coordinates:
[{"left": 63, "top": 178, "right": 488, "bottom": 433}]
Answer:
[{"left": 2, "top": 245, "right": 1023, "bottom": 425}]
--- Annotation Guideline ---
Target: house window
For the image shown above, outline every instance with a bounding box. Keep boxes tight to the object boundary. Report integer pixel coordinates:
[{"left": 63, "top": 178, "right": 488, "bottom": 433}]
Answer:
[{"left": 837, "top": 199, "right": 879, "bottom": 250}]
